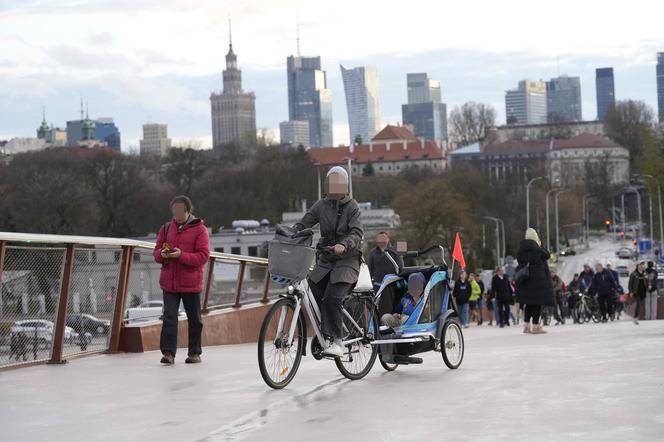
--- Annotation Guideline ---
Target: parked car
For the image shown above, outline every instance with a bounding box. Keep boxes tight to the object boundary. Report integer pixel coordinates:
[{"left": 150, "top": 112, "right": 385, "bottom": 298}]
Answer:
[
  {"left": 616, "top": 248, "right": 635, "bottom": 260},
  {"left": 559, "top": 248, "right": 576, "bottom": 256},
  {"left": 10, "top": 319, "right": 79, "bottom": 344},
  {"left": 124, "top": 300, "right": 184, "bottom": 323},
  {"left": 615, "top": 264, "right": 630, "bottom": 277},
  {"left": 66, "top": 314, "right": 110, "bottom": 335}
]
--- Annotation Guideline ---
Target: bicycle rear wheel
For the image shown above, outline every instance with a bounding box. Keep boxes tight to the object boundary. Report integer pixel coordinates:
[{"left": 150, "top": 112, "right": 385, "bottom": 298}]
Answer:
[
  {"left": 335, "top": 295, "right": 379, "bottom": 380},
  {"left": 257, "top": 298, "right": 304, "bottom": 389}
]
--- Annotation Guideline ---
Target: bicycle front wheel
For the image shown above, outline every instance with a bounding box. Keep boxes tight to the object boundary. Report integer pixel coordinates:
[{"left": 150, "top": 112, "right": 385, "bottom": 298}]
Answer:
[
  {"left": 257, "top": 298, "right": 304, "bottom": 389},
  {"left": 335, "top": 295, "right": 378, "bottom": 380}
]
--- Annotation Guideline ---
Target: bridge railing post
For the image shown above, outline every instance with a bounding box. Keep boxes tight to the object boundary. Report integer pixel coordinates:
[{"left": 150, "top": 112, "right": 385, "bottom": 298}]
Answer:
[
  {"left": 49, "top": 243, "right": 75, "bottom": 364},
  {"left": 202, "top": 257, "right": 215, "bottom": 314},
  {"left": 261, "top": 269, "right": 270, "bottom": 304},
  {"left": 233, "top": 261, "right": 246, "bottom": 308},
  {"left": 0, "top": 241, "right": 5, "bottom": 293},
  {"left": 108, "top": 246, "right": 133, "bottom": 353}
]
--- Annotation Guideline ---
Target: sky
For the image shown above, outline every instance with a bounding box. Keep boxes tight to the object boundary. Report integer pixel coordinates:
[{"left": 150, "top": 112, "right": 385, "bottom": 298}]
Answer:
[{"left": 1, "top": 0, "right": 663, "bottom": 152}]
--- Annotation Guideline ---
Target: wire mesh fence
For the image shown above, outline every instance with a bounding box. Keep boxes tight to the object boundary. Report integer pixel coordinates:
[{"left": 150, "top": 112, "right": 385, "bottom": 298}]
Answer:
[{"left": 0, "top": 246, "right": 66, "bottom": 367}]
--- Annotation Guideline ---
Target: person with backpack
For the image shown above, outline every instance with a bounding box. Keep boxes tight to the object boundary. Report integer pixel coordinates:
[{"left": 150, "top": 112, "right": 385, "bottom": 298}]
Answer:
[
  {"left": 153, "top": 195, "right": 210, "bottom": 365},
  {"left": 588, "top": 262, "right": 619, "bottom": 322}
]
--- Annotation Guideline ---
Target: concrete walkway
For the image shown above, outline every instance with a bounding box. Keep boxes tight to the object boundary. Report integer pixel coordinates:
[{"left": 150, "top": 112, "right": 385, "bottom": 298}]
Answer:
[{"left": 1, "top": 319, "right": 663, "bottom": 441}]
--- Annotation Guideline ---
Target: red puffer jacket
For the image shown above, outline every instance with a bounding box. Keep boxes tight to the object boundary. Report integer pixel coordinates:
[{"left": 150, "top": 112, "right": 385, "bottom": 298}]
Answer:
[{"left": 153, "top": 217, "right": 210, "bottom": 293}]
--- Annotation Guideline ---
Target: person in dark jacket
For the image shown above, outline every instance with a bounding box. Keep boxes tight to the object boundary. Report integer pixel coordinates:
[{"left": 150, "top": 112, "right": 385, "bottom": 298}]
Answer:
[
  {"left": 579, "top": 264, "right": 594, "bottom": 292},
  {"left": 295, "top": 166, "right": 363, "bottom": 357},
  {"left": 588, "top": 263, "right": 619, "bottom": 322},
  {"left": 153, "top": 195, "right": 210, "bottom": 365},
  {"left": 491, "top": 266, "right": 513, "bottom": 328},
  {"left": 628, "top": 261, "right": 649, "bottom": 324},
  {"left": 515, "top": 228, "right": 554, "bottom": 334},
  {"left": 551, "top": 269, "right": 566, "bottom": 326},
  {"left": 367, "top": 231, "right": 404, "bottom": 290},
  {"left": 453, "top": 271, "right": 472, "bottom": 328},
  {"left": 645, "top": 261, "right": 659, "bottom": 320},
  {"left": 567, "top": 273, "right": 581, "bottom": 323}
]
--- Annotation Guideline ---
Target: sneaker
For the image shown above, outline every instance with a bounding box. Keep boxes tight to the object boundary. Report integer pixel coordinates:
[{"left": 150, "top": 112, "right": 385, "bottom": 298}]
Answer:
[
  {"left": 322, "top": 342, "right": 344, "bottom": 358},
  {"left": 522, "top": 323, "right": 531, "bottom": 334},
  {"left": 633, "top": 318, "right": 639, "bottom": 325},
  {"left": 185, "top": 355, "right": 201, "bottom": 364},
  {"left": 531, "top": 324, "right": 547, "bottom": 334},
  {"left": 160, "top": 353, "right": 175, "bottom": 364}
]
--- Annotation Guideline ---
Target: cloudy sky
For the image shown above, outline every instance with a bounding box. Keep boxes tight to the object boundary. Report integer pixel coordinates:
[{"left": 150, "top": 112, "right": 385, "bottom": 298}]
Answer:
[{"left": 1, "top": 0, "right": 663, "bottom": 151}]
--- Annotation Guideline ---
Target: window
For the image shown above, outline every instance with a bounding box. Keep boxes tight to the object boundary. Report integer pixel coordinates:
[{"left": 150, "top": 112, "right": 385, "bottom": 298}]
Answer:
[
  {"left": 231, "top": 246, "right": 241, "bottom": 255},
  {"left": 248, "top": 246, "right": 258, "bottom": 257},
  {"left": 214, "top": 247, "right": 225, "bottom": 253}
]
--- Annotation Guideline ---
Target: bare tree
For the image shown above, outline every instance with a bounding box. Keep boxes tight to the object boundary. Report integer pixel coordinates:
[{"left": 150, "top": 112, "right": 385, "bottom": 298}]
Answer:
[
  {"left": 604, "top": 100, "right": 655, "bottom": 162},
  {"left": 164, "top": 141, "right": 208, "bottom": 195},
  {"left": 448, "top": 102, "right": 497, "bottom": 146}
]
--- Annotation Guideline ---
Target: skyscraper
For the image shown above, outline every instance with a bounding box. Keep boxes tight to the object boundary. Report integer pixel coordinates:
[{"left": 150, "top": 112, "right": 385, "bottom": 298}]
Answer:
[
  {"left": 401, "top": 73, "right": 447, "bottom": 142},
  {"left": 595, "top": 67, "right": 615, "bottom": 121},
  {"left": 546, "top": 75, "right": 582, "bottom": 122},
  {"left": 140, "top": 123, "right": 172, "bottom": 157},
  {"left": 287, "top": 56, "right": 333, "bottom": 147},
  {"left": 505, "top": 80, "right": 547, "bottom": 126},
  {"left": 65, "top": 102, "right": 121, "bottom": 150},
  {"left": 210, "top": 23, "right": 256, "bottom": 148},
  {"left": 340, "top": 65, "right": 381, "bottom": 144},
  {"left": 657, "top": 53, "right": 664, "bottom": 123},
  {"left": 279, "top": 120, "right": 310, "bottom": 147}
]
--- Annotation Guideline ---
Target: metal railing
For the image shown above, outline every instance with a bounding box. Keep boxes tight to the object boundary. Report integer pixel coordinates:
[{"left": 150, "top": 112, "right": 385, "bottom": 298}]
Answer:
[{"left": 0, "top": 232, "right": 273, "bottom": 369}]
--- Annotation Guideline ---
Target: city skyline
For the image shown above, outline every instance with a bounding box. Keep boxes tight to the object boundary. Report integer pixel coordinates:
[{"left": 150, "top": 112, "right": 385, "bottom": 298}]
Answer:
[{"left": 2, "top": 0, "right": 663, "bottom": 151}]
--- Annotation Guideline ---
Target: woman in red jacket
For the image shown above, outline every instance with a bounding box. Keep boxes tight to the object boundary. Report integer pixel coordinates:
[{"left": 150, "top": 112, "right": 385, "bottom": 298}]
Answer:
[{"left": 153, "top": 195, "right": 210, "bottom": 364}]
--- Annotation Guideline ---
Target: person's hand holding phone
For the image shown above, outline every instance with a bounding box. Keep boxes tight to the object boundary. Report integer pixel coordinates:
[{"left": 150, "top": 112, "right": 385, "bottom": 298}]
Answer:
[
  {"left": 167, "top": 248, "right": 182, "bottom": 258},
  {"left": 333, "top": 244, "right": 346, "bottom": 255}
]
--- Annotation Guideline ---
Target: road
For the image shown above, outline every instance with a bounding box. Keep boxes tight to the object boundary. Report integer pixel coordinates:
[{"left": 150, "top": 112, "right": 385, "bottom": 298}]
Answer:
[{"left": 0, "top": 318, "right": 662, "bottom": 442}]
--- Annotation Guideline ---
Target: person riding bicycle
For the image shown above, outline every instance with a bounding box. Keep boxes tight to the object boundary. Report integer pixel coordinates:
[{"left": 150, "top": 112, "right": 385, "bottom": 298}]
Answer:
[
  {"left": 294, "top": 166, "right": 363, "bottom": 358},
  {"left": 587, "top": 262, "right": 619, "bottom": 322},
  {"left": 579, "top": 264, "right": 594, "bottom": 293},
  {"left": 567, "top": 273, "right": 581, "bottom": 323}
]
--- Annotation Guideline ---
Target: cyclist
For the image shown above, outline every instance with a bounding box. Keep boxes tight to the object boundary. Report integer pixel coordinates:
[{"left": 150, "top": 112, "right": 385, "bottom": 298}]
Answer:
[{"left": 294, "top": 166, "right": 363, "bottom": 357}]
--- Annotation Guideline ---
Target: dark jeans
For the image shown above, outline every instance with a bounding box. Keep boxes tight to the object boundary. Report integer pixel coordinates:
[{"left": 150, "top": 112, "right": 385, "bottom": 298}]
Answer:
[
  {"left": 597, "top": 293, "right": 614, "bottom": 319},
  {"left": 634, "top": 296, "right": 644, "bottom": 320},
  {"left": 308, "top": 274, "right": 352, "bottom": 340},
  {"left": 497, "top": 299, "right": 511, "bottom": 326},
  {"left": 160, "top": 291, "right": 203, "bottom": 356},
  {"left": 554, "top": 298, "right": 566, "bottom": 323},
  {"left": 524, "top": 304, "right": 542, "bottom": 325}
]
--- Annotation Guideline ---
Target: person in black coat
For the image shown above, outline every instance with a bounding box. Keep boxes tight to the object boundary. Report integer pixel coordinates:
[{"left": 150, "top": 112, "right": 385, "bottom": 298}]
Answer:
[
  {"left": 491, "top": 266, "right": 513, "bottom": 327},
  {"left": 515, "top": 228, "right": 554, "bottom": 334},
  {"left": 453, "top": 271, "right": 472, "bottom": 328},
  {"left": 588, "top": 263, "right": 619, "bottom": 322}
]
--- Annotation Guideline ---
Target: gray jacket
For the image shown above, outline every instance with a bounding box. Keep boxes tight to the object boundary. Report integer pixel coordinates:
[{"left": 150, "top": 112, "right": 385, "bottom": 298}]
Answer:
[{"left": 295, "top": 195, "right": 364, "bottom": 284}]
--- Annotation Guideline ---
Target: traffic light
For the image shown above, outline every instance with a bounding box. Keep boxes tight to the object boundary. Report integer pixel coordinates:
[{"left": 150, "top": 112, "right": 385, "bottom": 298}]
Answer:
[{"left": 605, "top": 220, "right": 611, "bottom": 232}]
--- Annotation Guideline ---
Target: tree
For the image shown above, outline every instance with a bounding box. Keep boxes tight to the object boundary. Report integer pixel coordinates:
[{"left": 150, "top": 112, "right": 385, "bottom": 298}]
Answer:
[
  {"left": 354, "top": 134, "right": 363, "bottom": 145},
  {"left": 604, "top": 100, "right": 655, "bottom": 163},
  {"left": 164, "top": 144, "right": 208, "bottom": 195},
  {"left": 448, "top": 102, "right": 497, "bottom": 146},
  {"left": 362, "top": 162, "right": 374, "bottom": 177}
]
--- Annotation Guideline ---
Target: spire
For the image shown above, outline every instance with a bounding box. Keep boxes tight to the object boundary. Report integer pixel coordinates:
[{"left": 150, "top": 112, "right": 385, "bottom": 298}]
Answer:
[
  {"left": 296, "top": 2, "right": 301, "bottom": 56},
  {"left": 37, "top": 105, "right": 50, "bottom": 139},
  {"left": 80, "top": 97, "right": 84, "bottom": 120},
  {"left": 228, "top": 16, "right": 233, "bottom": 50},
  {"left": 42, "top": 105, "right": 46, "bottom": 123}
]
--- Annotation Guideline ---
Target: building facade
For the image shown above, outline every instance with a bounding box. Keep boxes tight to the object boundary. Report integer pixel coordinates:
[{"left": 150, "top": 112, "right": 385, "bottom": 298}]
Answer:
[
  {"left": 657, "top": 52, "right": 664, "bottom": 123},
  {"left": 140, "top": 123, "right": 172, "bottom": 157},
  {"left": 279, "top": 120, "right": 310, "bottom": 147},
  {"left": 595, "top": 67, "right": 615, "bottom": 120},
  {"left": 340, "top": 65, "right": 381, "bottom": 144},
  {"left": 287, "top": 56, "right": 333, "bottom": 147},
  {"left": 546, "top": 75, "right": 582, "bottom": 122},
  {"left": 401, "top": 73, "right": 448, "bottom": 142},
  {"left": 491, "top": 120, "right": 605, "bottom": 143},
  {"left": 505, "top": 80, "right": 547, "bottom": 126},
  {"left": 307, "top": 125, "right": 445, "bottom": 177},
  {"left": 66, "top": 116, "right": 121, "bottom": 150},
  {"left": 210, "top": 38, "right": 256, "bottom": 148}
]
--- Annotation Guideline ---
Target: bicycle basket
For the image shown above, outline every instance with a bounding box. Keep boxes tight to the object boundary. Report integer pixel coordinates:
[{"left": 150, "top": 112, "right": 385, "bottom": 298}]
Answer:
[{"left": 267, "top": 240, "right": 316, "bottom": 281}]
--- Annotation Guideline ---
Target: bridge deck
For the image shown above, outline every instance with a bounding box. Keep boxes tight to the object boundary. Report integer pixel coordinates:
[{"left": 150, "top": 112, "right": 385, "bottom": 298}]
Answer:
[{"left": 1, "top": 320, "right": 663, "bottom": 441}]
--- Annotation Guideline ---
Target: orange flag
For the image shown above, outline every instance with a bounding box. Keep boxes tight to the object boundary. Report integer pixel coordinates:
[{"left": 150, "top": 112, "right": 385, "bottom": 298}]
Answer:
[{"left": 452, "top": 232, "right": 466, "bottom": 269}]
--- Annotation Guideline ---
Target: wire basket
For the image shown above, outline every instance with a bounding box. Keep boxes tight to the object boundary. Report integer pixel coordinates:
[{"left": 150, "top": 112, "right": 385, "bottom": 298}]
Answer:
[{"left": 267, "top": 241, "right": 316, "bottom": 281}]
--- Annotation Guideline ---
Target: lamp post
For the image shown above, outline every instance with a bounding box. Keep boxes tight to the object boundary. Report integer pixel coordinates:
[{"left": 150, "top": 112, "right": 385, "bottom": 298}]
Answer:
[
  {"left": 342, "top": 157, "right": 354, "bottom": 198},
  {"left": 545, "top": 188, "right": 561, "bottom": 251},
  {"left": 555, "top": 190, "right": 569, "bottom": 254},
  {"left": 313, "top": 162, "right": 322, "bottom": 200},
  {"left": 582, "top": 193, "right": 595, "bottom": 249},
  {"left": 526, "top": 176, "right": 546, "bottom": 229},
  {"left": 623, "top": 187, "right": 643, "bottom": 241},
  {"left": 642, "top": 174, "right": 663, "bottom": 251},
  {"left": 484, "top": 216, "right": 502, "bottom": 266}
]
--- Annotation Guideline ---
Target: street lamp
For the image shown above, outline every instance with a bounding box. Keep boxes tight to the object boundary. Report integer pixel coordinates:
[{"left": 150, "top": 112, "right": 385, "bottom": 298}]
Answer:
[
  {"left": 554, "top": 190, "right": 569, "bottom": 254},
  {"left": 545, "top": 188, "right": 561, "bottom": 251},
  {"left": 622, "top": 187, "right": 643, "bottom": 241},
  {"left": 642, "top": 174, "right": 663, "bottom": 251},
  {"left": 582, "top": 193, "right": 596, "bottom": 249},
  {"left": 484, "top": 216, "right": 505, "bottom": 265},
  {"left": 313, "top": 162, "right": 322, "bottom": 200},
  {"left": 342, "top": 157, "right": 354, "bottom": 198},
  {"left": 526, "top": 176, "right": 546, "bottom": 229}
]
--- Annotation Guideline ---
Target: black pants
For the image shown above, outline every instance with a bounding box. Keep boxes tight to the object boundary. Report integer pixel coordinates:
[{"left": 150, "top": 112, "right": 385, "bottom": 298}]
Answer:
[
  {"left": 497, "top": 299, "right": 511, "bottom": 326},
  {"left": 524, "top": 304, "right": 542, "bottom": 325},
  {"left": 597, "top": 293, "right": 614, "bottom": 319},
  {"left": 308, "top": 274, "right": 352, "bottom": 341},
  {"left": 633, "top": 296, "right": 644, "bottom": 320},
  {"left": 160, "top": 291, "right": 203, "bottom": 356},
  {"left": 554, "top": 298, "right": 565, "bottom": 323}
]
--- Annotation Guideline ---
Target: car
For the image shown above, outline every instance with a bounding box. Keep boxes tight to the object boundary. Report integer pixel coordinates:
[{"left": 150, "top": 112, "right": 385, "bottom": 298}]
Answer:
[
  {"left": 10, "top": 320, "right": 80, "bottom": 345},
  {"left": 559, "top": 248, "right": 576, "bottom": 256},
  {"left": 124, "top": 300, "right": 185, "bottom": 323},
  {"left": 615, "top": 264, "right": 630, "bottom": 277},
  {"left": 616, "top": 248, "right": 635, "bottom": 260},
  {"left": 66, "top": 314, "right": 110, "bottom": 335}
]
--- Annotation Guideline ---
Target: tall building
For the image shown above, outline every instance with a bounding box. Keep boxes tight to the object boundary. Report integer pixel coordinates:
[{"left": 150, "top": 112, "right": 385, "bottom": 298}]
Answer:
[
  {"left": 505, "top": 80, "right": 548, "bottom": 126},
  {"left": 340, "top": 65, "right": 381, "bottom": 144},
  {"left": 210, "top": 25, "right": 256, "bottom": 148},
  {"left": 66, "top": 104, "right": 120, "bottom": 149},
  {"left": 95, "top": 118, "right": 121, "bottom": 149},
  {"left": 595, "top": 67, "right": 615, "bottom": 120},
  {"left": 140, "top": 123, "right": 172, "bottom": 157},
  {"left": 407, "top": 73, "right": 442, "bottom": 104},
  {"left": 657, "top": 52, "right": 664, "bottom": 123},
  {"left": 546, "top": 75, "right": 582, "bottom": 122},
  {"left": 401, "top": 73, "right": 448, "bottom": 142},
  {"left": 287, "top": 55, "right": 333, "bottom": 147},
  {"left": 279, "top": 120, "right": 310, "bottom": 147}
]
